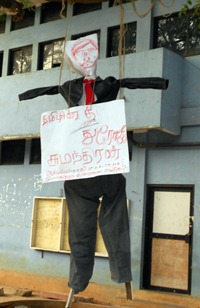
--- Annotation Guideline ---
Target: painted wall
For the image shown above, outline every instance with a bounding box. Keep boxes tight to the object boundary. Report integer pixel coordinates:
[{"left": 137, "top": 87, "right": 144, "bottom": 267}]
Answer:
[{"left": 1, "top": 0, "right": 200, "bottom": 298}]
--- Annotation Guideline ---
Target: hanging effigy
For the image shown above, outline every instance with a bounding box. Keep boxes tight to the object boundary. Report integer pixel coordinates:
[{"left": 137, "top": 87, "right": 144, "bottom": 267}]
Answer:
[
  {"left": 19, "top": 33, "right": 168, "bottom": 308},
  {"left": 17, "top": 0, "right": 170, "bottom": 305}
]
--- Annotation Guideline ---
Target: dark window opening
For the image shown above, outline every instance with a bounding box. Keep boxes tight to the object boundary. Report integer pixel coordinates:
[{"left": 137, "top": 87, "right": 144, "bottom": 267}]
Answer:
[
  {"left": 8, "top": 45, "right": 32, "bottom": 75},
  {"left": 11, "top": 8, "right": 35, "bottom": 31},
  {"left": 153, "top": 11, "right": 200, "bottom": 57},
  {"left": 0, "top": 140, "right": 25, "bottom": 165},
  {"left": 0, "top": 18, "right": 6, "bottom": 34},
  {"left": 41, "top": 2, "right": 66, "bottom": 23},
  {"left": 30, "top": 138, "right": 41, "bottom": 164},
  {"left": 107, "top": 22, "right": 136, "bottom": 57},
  {"left": 38, "top": 39, "right": 64, "bottom": 70},
  {"left": 73, "top": 2, "right": 102, "bottom": 15},
  {"left": 0, "top": 52, "right": 3, "bottom": 77}
]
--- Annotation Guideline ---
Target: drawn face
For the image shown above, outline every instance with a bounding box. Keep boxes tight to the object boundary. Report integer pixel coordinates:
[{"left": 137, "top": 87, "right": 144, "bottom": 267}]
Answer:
[
  {"left": 64, "top": 34, "right": 99, "bottom": 77},
  {"left": 72, "top": 38, "right": 98, "bottom": 69}
]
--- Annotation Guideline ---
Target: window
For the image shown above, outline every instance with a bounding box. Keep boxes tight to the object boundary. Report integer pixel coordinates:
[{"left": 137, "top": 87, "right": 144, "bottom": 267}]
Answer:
[
  {"left": 0, "top": 52, "right": 3, "bottom": 77},
  {"left": 38, "top": 39, "right": 64, "bottom": 70},
  {"left": 73, "top": 2, "right": 102, "bottom": 15},
  {"left": 40, "top": 2, "right": 66, "bottom": 23},
  {"left": 30, "top": 138, "right": 41, "bottom": 164},
  {"left": 154, "top": 11, "right": 200, "bottom": 57},
  {"left": 11, "top": 8, "right": 35, "bottom": 31},
  {"left": 0, "top": 140, "right": 25, "bottom": 165},
  {"left": 8, "top": 46, "right": 32, "bottom": 75},
  {"left": 107, "top": 22, "right": 136, "bottom": 57},
  {"left": 0, "top": 18, "right": 6, "bottom": 34}
]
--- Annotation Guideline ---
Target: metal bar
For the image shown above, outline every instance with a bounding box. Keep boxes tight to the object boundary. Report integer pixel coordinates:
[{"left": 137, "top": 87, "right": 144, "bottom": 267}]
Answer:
[{"left": 65, "top": 289, "right": 74, "bottom": 308}]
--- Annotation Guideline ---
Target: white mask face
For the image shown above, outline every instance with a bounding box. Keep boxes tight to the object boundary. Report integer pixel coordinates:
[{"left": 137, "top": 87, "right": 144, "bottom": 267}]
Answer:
[{"left": 64, "top": 34, "right": 98, "bottom": 78}]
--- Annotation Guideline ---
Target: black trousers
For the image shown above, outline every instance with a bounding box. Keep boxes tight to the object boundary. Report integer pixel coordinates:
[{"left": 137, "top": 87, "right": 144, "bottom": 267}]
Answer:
[{"left": 64, "top": 174, "right": 132, "bottom": 293}]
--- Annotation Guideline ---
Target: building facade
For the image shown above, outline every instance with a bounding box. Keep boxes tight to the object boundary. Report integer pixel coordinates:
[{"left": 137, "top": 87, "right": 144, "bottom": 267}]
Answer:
[{"left": 0, "top": 0, "right": 200, "bottom": 302}]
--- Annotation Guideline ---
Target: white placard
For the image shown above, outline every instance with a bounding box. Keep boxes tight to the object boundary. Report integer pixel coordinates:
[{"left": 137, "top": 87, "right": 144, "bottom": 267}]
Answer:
[{"left": 40, "top": 99, "right": 130, "bottom": 183}]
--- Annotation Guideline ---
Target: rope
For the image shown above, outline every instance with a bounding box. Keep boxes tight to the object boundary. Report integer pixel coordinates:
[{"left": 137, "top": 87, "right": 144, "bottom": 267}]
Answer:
[
  {"left": 158, "top": 0, "right": 175, "bottom": 9},
  {"left": 130, "top": 0, "right": 156, "bottom": 18},
  {"left": 59, "top": 0, "right": 72, "bottom": 108},
  {"left": 60, "top": 0, "right": 66, "bottom": 19},
  {"left": 118, "top": 0, "right": 126, "bottom": 99},
  {"left": 130, "top": 0, "right": 175, "bottom": 19},
  {"left": 158, "top": 0, "right": 175, "bottom": 18}
]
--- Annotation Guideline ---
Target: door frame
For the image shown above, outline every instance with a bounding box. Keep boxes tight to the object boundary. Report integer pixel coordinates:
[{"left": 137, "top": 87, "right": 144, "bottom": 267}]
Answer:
[{"left": 142, "top": 184, "right": 194, "bottom": 294}]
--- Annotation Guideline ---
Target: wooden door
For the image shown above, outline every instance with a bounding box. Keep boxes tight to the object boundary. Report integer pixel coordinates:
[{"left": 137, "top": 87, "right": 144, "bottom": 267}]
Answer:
[{"left": 143, "top": 186, "right": 193, "bottom": 294}]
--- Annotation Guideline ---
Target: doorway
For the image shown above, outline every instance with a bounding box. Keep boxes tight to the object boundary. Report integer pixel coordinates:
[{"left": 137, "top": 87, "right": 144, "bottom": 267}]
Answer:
[{"left": 143, "top": 185, "right": 194, "bottom": 294}]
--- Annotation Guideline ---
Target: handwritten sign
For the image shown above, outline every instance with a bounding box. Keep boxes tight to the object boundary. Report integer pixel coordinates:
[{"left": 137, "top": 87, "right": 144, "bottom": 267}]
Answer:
[{"left": 40, "top": 99, "right": 129, "bottom": 183}]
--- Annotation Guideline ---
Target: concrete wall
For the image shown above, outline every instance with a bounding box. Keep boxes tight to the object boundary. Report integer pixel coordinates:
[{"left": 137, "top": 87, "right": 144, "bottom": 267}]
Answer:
[{"left": 1, "top": 0, "right": 200, "bottom": 299}]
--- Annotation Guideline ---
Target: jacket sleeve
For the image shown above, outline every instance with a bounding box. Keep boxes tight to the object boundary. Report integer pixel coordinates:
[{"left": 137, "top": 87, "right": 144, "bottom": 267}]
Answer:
[
  {"left": 19, "top": 85, "right": 59, "bottom": 101},
  {"left": 120, "top": 77, "right": 169, "bottom": 90}
]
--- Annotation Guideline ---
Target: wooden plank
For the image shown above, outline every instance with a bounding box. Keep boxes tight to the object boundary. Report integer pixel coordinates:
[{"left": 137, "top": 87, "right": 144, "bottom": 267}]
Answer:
[
  {"left": 61, "top": 199, "right": 70, "bottom": 252},
  {"left": 31, "top": 197, "right": 62, "bottom": 251},
  {"left": 151, "top": 238, "right": 189, "bottom": 290},
  {"left": 30, "top": 197, "right": 117, "bottom": 257}
]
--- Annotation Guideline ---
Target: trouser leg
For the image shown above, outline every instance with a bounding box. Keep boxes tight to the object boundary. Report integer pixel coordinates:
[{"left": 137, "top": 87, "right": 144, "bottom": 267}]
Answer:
[
  {"left": 64, "top": 178, "right": 100, "bottom": 293},
  {"left": 99, "top": 174, "right": 132, "bottom": 283}
]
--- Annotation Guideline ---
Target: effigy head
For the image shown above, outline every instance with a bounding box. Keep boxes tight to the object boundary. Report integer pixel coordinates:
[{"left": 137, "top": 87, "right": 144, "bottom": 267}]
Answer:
[{"left": 63, "top": 33, "right": 98, "bottom": 78}]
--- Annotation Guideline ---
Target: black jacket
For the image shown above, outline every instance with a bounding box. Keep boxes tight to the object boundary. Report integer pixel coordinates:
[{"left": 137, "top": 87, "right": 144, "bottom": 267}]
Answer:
[{"left": 19, "top": 76, "right": 168, "bottom": 106}]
